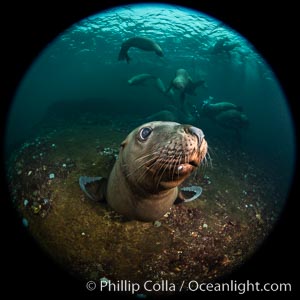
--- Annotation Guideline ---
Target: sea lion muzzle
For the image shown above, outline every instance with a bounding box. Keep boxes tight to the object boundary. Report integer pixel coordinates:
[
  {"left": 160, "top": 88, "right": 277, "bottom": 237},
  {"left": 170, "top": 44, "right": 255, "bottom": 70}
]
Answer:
[{"left": 187, "top": 126, "right": 205, "bottom": 149}]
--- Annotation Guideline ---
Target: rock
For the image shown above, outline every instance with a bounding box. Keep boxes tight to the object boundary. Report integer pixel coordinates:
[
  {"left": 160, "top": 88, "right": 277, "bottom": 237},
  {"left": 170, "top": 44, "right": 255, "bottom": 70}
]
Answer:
[
  {"left": 22, "top": 218, "right": 29, "bottom": 227},
  {"left": 136, "top": 293, "right": 147, "bottom": 298},
  {"left": 31, "top": 202, "right": 42, "bottom": 214},
  {"left": 43, "top": 198, "right": 49, "bottom": 204},
  {"left": 153, "top": 221, "right": 161, "bottom": 227}
]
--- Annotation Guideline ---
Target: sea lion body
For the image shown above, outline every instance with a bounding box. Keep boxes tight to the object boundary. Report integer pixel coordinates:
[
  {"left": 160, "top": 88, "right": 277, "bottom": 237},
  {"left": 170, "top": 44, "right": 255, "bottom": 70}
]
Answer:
[
  {"left": 215, "top": 109, "right": 249, "bottom": 130},
  {"left": 155, "top": 77, "right": 166, "bottom": 93},
  {"left": 106, "top": 156, "right": 178, "bottom": 221},
  {"left": 211, "top": 38, "right": 240, "bottom": 55},
  {"left": 166, "top": 69, "right": 206, "bottom": 103},
  {"left": 80, "top": 121, "right": 207, "bottom": 221},
  {"left": 202, "top": 102, "right": 241, "bottom": 118},
  {"left": 128, "top": 73, "right": 157, "bottom": 85},
  {"left": 118, "top": 37, "right": 164, "bottom": 63}
]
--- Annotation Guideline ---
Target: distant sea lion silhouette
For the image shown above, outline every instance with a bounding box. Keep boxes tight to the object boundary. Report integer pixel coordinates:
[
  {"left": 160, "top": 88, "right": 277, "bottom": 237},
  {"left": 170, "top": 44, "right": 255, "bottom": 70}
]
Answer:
[
  {"left": 215, "top": 109, "right": 249, "bottom": 130},
  {"left": 79, "top": 121, "right": 208, "bottom": 222},
  {"left": 128, "top": 74, "right": 175, "bottom": 103},
  {"left": 118, "top": 37, "right": 164, "bottom": 63},
  {"left": 127, "top": 73, "right": 157, "bottom": 85},
  {"left": 165, "top": 68, "right": 206, "bottom": 104},
  {"left": 201, "top": 101, "right": 242, "bottom": 118},
  {"left": 211, "top": 37, "right": 240, "bottom": 55}
]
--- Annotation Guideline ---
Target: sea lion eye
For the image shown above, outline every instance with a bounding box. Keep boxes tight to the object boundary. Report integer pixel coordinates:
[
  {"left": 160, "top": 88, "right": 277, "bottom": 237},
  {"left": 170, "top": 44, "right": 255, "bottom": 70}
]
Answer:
[{"left": 139, "top": 127, "right": 152, "bottom": 141}]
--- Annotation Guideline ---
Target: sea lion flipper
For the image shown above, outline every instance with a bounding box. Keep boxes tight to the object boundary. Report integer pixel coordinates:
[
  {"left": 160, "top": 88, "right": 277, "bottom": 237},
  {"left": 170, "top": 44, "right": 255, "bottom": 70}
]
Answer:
[
  {"left": 79, "top": 176, "right": 107, "bottom": 202},
  {"left": 176, "top": 186, "right": 203, "bottom": 203},
  {"left": 165, "top": 82, "right": 172, "bottom": 94},
  {"left": 125, "top": 53, "right": 131, "bottom": 64}
]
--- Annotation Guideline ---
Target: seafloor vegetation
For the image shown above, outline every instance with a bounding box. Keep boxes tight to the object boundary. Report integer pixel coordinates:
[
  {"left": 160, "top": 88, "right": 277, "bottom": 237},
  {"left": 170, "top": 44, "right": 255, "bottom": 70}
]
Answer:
[{"left": 7, "top": 111, "right": 281, "bottom": 293}]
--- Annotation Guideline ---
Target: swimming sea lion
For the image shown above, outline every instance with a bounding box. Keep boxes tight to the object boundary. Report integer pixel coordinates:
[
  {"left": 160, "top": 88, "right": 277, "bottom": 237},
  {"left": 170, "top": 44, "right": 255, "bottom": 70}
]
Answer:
[
  {"left": 154, "top": 78, "right": 177, "bottom": 104},
  {"left": 79, "top": 121, "right": 208, "bottom": 222},
  {"left": 154, "top": 77, "right": 166, "bottom": 93},
  {"left": 215, "top": 109, "right": 249, "bottom": 130},
  {"left": 201, "top": 101, "right": 242, "bottom": 118},
  {"left": 165, "top": 69, "right": 206, "bottom": 103},
  {"left": 211, "top": 37, "right": 240, "bottom": 55},
  {"left": 128, "top": 73, "right": 157, "bottom": 85},
  {"left": 118, "top": 37, "right": 164, "bottom": 63}
]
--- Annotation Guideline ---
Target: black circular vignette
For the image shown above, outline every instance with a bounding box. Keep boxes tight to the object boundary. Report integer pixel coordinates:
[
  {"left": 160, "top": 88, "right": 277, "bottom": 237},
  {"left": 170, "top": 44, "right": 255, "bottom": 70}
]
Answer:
[{"left": 1, "top": 1, "right": 298, "bottom": 298}]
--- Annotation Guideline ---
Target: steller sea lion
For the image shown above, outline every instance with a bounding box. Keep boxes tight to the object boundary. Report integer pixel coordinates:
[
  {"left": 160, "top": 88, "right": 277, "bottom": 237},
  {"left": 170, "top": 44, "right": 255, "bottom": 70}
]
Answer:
[
  {"left": 155, "top": 77, "right": 167, "bottom": 93},
  {"left": 215, "top": 109, "right": 249, "bottom": 130},
  {"left": 127, "top": 74, "right": 176, "bottom": 104},
  {"left": 79, "top": 121, "right": 208, "bottom": 222},
  {"left": 201, "top": 101, "right": 242, "bottom": 118},
  {"left": 165, "top": 69, "right": 207, "bottom": 104},
  {"left": 127, "top": 73, "right": 157, "bottom": 85},
  {"left": 118, "top": 37, "right": 164, "bottom": 63},
  {"left": 211, "top": 37, "right": 240, "bottom": 55}
]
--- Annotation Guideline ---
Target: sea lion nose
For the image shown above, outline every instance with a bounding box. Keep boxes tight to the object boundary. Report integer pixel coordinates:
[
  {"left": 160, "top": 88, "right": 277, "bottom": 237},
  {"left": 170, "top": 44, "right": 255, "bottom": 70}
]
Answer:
[{"left": 188, "top": 126, "right": 204, "bottom": 147}]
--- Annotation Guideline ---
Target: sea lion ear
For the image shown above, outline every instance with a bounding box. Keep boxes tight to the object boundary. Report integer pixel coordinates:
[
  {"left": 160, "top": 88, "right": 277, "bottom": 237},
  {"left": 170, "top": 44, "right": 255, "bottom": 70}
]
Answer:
[{"left": 120, "top": 139, "right": 127, "bottom": 149}]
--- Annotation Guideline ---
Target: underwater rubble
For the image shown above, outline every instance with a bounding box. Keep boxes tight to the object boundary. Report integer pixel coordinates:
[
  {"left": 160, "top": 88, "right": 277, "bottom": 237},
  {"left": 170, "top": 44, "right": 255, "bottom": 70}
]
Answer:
[{"left": 6, "top": 114, "right": 281, "bottom": 292}]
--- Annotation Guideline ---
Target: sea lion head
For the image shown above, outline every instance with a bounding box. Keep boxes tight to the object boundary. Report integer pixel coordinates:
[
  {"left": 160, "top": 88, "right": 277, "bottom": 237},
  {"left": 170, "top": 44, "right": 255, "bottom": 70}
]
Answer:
[
  {"left": 173, "top": 78, "right": 186, "bottom": 90},
  {"left": 173, "top": 69, "right": 189, "bottom": 90},
  {"left": 119, "top": 121, "right": 207, "bottom": 192}
]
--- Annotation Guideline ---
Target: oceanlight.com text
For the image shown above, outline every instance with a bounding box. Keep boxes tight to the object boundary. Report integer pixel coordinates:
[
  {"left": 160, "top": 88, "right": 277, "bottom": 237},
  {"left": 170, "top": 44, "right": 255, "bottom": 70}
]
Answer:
[{"left": 86, "top": 279, "right": 292, "bottom": 294}]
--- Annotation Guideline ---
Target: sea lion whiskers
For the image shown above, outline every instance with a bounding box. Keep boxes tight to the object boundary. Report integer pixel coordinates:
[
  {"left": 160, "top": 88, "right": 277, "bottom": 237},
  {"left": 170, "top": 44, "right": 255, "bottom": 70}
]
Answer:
[
  {"left": 134, "top": 150, "right": 160, "bottom": 162},
  {"left": 154, "top": 145, "right": 182, "bottom": 190},
  {"left": 135, "top": 156, "right": 162, "bottom": 184},
  {"left": 167, "top": 153, "right": 177, "bottom": 178},
  {"left": 143, "top": 146, "right": 165, "bottom": 176},
  {"left": 171, "top": 152, "right": 181, "bottom": 181},
  {"left": 202, "top": 148, "right": 213, "bottom": 169},
  {"left": 154, "top": 153, "right": 173, "bottom": 190},
  {"left": 204, "top": 145, "right": 214, "bottom": 165},
  {"left": 175, "top": 152, "right": 184, "bottom": 180},
  {"left": 191, "top": 148, "right": 211, "bottom": 180},
  {"left": 134, "top": 147, "right": 166, "bottom": 184},
  {"left": 172, "top": 151, "right": 185, "bottom": 181},
  {"left": 125, "top": 154, "right": 158, "bottom": 179}
]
